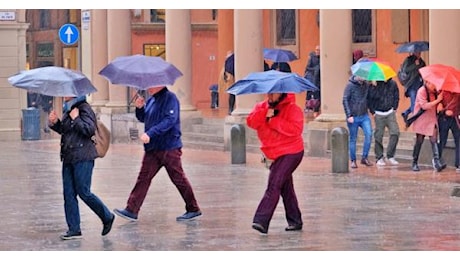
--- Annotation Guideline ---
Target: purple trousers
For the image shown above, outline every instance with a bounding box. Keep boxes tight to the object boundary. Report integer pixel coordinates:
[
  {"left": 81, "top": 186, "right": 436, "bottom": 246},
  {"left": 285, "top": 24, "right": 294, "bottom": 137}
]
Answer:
[
  {"left": 126, "top": 148, "right": 200, "bottom": 214},
  {"left": 253, "top": 151, "right": 304, "bottom": 230}
]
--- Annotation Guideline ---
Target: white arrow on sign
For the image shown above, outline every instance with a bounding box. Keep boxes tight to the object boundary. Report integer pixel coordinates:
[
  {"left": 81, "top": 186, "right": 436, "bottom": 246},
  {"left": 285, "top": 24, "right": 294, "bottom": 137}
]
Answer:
[{"left": 64, "top": 26, "right": 74, "bottom": 44}]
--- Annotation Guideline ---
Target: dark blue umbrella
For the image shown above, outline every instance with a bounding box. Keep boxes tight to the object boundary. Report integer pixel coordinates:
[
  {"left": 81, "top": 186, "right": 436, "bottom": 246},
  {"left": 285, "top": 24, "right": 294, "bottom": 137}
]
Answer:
[
  {"left": 8, "top": 66, "right": 97, "bottom": 97},
  {"left": 263, "top": 48, "right": 298, "bottom": 62},
  {"left": 99, "top": 54, "right": 183, "bottom": 90},
  {"left": 396, "top": 41, "right": 429, "bottom": 53},
  {"left": 226, "top": 70, "right": 318, "bottom": 95},
  {"left": 224, "top": 53, "right": 234, "bottom": 76}
]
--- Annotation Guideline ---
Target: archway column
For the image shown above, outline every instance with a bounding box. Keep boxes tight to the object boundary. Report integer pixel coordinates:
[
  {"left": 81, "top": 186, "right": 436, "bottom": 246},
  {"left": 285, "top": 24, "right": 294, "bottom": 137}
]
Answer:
[
  {"left": 429, "top": 10, "right": 460, "bottom": 68},
  {"left": 306, "top": 9, "right": 352, "bottom": 157},
  {"left": 165, "top": 9, "right": 195, "bottom": 111}
]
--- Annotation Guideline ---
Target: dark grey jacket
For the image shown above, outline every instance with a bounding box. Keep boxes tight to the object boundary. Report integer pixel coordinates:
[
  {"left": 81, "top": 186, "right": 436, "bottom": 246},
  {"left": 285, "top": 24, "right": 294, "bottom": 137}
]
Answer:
[
  {"left": 49, "top": 100, "right": 98, "bottom": 163},
  {"left": 343, "top": 75, "right": 370, "bottom": 118}
]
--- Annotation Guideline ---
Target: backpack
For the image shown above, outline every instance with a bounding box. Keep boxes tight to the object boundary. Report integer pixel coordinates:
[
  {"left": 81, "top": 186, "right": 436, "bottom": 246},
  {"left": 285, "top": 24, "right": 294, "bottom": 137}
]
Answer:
[
  {"left": 92, "top": 120, "right": 111, "bottom": 158},
  {"left": 397, "top": 60, "right": 410, "bottom": 86}
]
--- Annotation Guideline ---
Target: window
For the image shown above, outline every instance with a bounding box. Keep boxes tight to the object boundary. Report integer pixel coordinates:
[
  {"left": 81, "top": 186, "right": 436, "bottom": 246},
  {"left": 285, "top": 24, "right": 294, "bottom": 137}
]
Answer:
[
  {"left": 143, "top": 44, "right": 165, "bottom": 59},
  {"left": 37, "top": 43, "right": 54, "bottom": 57},
  {"left": 276, "top": 10, "right": 296, "bottom": 46},
  {"left": 39, "top": 10, "right": 50, "bottom": 29},
  {"left": 150, "top": 9, "right": 165, "bottom": 23},
  {"left": 351, "top": 9, "right": 376, "bottom": 57}
]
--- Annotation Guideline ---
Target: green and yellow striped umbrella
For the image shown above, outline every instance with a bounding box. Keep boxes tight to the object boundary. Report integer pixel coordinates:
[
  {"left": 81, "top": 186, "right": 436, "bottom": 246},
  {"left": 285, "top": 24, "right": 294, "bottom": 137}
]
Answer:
[{"left": 351, "top": 58, "right": 396, "bottom": 81}]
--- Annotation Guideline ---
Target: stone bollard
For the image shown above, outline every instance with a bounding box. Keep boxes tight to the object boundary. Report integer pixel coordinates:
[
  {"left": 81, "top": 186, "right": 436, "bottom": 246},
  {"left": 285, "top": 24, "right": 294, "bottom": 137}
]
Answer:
[
  {"left": 231, "top": 124, "right": 246, "bottom": 164},
  {"left": 331, "top": 127, "right": 349, "bottom": 173}
]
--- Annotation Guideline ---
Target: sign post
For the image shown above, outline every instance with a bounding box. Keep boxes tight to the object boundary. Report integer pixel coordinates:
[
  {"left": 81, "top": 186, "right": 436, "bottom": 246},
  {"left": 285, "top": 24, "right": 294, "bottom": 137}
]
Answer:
[{"left": 58, "top": 24, "right": 79, "bottom": 45}]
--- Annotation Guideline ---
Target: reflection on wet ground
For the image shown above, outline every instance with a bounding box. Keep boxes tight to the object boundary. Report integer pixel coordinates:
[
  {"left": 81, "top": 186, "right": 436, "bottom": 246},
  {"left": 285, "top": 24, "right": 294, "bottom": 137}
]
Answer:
[{"left": 2, "top": 140, "right": 460, "bottom": 251}]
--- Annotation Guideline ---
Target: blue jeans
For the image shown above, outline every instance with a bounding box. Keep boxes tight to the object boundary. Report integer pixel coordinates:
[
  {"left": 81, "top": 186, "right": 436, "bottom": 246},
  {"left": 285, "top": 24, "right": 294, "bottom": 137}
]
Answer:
[
  {"left": 347, "top": 114, "right": 373, "bottom": 161},
  {"left": 62, "top": 160, "right": 112, "bottom": 233}
]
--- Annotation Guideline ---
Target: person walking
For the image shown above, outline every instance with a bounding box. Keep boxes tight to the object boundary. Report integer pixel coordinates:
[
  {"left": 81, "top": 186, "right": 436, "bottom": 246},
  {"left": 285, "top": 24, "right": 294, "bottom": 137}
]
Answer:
[
  {"left": 437, "top": 90, "right": 460, "bottom": 171},
  {"left": 48, "top": 95, "right": 115, "bottom": 240},
  {"left": 410, "top": 81, "right": 444, "bottom": 172},
  {"left": 247, "top": 92, "right": 304, "bottom": 234},
  {"left": 304, "top": 45, "right": 321, "bottom": 117},
  {"left": 400, "top": 52, "right": 426, "bottom": 122},
  {"left": 342, "top": 75, "right": 373, "bottom": 169},
  {"left": 368, "top": 79, "right": 401, "bottom": 166},
  {"left": 114, "top": 86, "right": 202, "bottom": 222}
]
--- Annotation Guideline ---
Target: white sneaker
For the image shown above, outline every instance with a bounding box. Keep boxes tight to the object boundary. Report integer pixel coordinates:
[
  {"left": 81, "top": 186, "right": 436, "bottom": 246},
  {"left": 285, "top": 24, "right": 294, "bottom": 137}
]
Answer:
[
  {"left": 388, "top": 157, "right": 399, "bottom": 165},
  {"left": 376, "top": 158, "right": 386, "bottom": 166}
]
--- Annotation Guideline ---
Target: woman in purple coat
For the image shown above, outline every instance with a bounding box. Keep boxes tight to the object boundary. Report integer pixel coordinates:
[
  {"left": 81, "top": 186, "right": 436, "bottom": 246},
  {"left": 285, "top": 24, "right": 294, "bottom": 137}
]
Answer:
[{"left": 411, "top": 81, "right": 444, "bottom": 172}]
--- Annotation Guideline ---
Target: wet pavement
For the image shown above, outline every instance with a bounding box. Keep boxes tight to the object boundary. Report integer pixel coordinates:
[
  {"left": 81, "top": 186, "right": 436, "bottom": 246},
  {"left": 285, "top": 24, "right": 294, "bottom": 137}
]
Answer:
[{"left": 2, "top": 139, "right": 460, "bottom": 251}]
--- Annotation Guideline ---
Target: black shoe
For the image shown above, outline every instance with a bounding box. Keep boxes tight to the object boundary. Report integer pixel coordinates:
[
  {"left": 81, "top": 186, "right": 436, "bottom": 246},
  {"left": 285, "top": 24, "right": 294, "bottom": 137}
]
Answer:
[
  {"left": 350, "top": 160, "right": 358, "bottom": 169},
  {"left": 361, "top": 158, "right": 373, "bottom": 166},
  {"left": 102, "top": 213, "right": 115, "bottom": 236},
  {"left": 60, "top": 231, "right": 82, "bottom": 240},
  {"left": 285, "top": 224, "right": 303, "bottom": 231},
  {"left": 252, "top": 223, "right": 268, "bottom": 234},
  {"left": 401, "top": 112, "right": 408, "bottom": 121}
]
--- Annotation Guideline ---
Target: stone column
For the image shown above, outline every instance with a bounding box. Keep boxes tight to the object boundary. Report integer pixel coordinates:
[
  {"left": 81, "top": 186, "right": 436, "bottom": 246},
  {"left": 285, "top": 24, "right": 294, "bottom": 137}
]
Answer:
[
  {"left": 81, "top": 9, "right": 108, "bottom": 107},
  {"left": 165, "top": 9, "right": 195, "bottom": 111},
  {"left": 232, "top": 9, "right": 264, "bottom": 115},
  {"left": 0, "top": 10, "right": 29, "bottom": 140},
  {"left": 217, "top": 9, "right": 234, "bottom": 112},
  {"left": 105, "top": 9, "right": 131, "bottom": 112},
  {"left": 306, "top": 9, "right": 352, "bottom": 157},
  {"left": 429, "top": 10, "right": 460, "bottom": 68},
  {"left": 223, "top": 9, "right": 264, "bottom": 151}
]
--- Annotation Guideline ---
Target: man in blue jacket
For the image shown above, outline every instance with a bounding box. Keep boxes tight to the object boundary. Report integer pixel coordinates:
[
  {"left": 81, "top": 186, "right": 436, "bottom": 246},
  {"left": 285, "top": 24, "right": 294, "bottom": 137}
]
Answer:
[{"left": 114, "top": 86, "right": 202, "bottom": 222}]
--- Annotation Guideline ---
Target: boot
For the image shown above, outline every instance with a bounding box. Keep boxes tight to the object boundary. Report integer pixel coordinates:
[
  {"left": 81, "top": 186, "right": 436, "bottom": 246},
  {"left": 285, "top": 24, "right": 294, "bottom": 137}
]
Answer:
[
  {"left": 412, "top": 141, "right": 422, "bottom": 172},
  {"left": 431, "top": 142, "right": 443, "bottom": 172},
  {"left": 437, "top": 143, "right": 447, "bottom": 169}
]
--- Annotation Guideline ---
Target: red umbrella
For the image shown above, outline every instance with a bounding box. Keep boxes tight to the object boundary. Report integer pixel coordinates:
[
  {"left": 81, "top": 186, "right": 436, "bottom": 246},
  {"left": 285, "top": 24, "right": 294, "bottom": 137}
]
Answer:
[{"left": 419, "top": 64, "right": 460, "bottom": 93}]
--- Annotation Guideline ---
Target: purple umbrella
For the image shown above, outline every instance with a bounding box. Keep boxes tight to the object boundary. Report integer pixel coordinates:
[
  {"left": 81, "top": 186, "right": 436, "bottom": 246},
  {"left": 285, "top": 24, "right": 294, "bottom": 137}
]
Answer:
[
  {"left": 99, "top": 54, "right": 183, "bottom": 90},
  {"left": 8, "top": 66, "right": 97, "bottom": 97}
]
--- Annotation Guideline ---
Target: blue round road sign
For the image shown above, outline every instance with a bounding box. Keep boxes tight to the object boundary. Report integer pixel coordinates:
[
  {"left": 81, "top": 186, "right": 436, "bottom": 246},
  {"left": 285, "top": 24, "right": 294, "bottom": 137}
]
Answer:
[{"left": 59, "top": 24, "right": 79, "bottom": 45}]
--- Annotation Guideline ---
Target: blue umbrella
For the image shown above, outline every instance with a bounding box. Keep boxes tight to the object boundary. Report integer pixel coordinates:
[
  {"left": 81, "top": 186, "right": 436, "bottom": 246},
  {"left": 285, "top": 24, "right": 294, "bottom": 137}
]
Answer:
[
  {"left": 8, "top": 66, "right": 97, "bottom": 97},
  {"left": 99, "top": 54, "right": 183, "bottom": 90},
  {"left": 226, "top": 70, "right": 318, "bottom": 95},
  {"left": 263, "top": 48, "right": 298, "bottom": 62},
  {"left": 396, "top": 41, "right": 429, "bottom": 53}
]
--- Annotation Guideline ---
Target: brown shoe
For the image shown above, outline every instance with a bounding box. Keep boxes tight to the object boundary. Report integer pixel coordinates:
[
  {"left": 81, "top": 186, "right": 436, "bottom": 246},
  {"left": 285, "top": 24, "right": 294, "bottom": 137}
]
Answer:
[
  {"left": 350, "top": 160, "right": 358, "bottom": 169},
  {"left": 361, "top": 158, "right": 373, "bottom": 166}
]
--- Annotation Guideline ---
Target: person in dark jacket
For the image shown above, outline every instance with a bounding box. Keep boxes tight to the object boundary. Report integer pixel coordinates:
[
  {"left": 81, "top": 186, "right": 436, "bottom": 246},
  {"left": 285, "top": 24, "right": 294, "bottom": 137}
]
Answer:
[
  {"left": 368, "top": 79, "right": 400, "bottom": 166},
  {"left": 48, "top": 96, "right": 115, "bottom": 240},
  {"left": 304, "top": 46, "right": 321, "bottom": 116},
  {"left": 343, "top": 75, "right": 373, "bottom": 169},
  {"left": 401, "top": 52, "right": 426, "bottom": 121},
  {"left": 247, "top": 93, "right": 304, "bottom": 234},
  {"left": 114, "top": 86, "right": 201, "bottom": 222}
]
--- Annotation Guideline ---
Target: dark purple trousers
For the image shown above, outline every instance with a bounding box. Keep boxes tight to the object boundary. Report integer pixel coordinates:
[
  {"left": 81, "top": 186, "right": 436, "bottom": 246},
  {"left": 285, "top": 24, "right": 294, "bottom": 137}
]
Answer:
[
  {"left": 253, "top": 151, "right": 304, "bottom": 230},
  {"left": 126, "top": 148, "right": 200, "bottom": 214}
]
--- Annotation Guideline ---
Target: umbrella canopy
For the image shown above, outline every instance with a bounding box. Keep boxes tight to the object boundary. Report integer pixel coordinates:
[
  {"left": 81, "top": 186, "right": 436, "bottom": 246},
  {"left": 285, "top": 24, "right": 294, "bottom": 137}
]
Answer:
[
  {"left": 350, "top": 58, "right": 396, "bottom": 81},
  {"left": 226, "top": 70, "right": 318, "bottom": 95},
  {"left": 263, "top": 48, "right": 298, "bottom": 62},
  {"left": 396, "top": 41, "right": 429, "bottom": 53},
  {"left": 99, "top": 54, "right": 183, "bottom": 90},
  {"left": 419, "top": 64, "right": 460, "bottom": 93},
  {"left": 8, "top": 66, "right": 97, "bottom": 97}
]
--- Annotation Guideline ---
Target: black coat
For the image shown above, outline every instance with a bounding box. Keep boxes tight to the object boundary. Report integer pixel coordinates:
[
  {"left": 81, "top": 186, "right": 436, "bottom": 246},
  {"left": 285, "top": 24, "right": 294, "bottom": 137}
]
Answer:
[
  {"left": 368, "top": 79, "right": 400, "bottom": 114},
  {"left": 49, "top": 100, "right": 98, "bottom": 163},
  {"left": 343, "top": 76, "right": 370, "bottom": 118}
]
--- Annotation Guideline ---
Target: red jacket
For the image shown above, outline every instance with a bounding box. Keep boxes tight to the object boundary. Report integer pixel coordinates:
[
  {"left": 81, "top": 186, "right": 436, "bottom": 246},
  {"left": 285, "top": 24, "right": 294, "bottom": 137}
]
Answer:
[{"left": 247, "top": 93, "right": 304, "bottom": 160}]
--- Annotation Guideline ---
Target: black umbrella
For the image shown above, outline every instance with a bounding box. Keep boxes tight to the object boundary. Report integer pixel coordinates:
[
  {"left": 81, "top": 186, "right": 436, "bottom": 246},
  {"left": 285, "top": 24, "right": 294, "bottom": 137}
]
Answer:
[
  {"left": 396, "top": 41, "right": 429, "bottom": 53},
  {"left": 224, "top": 53, "right": 234, "bottom": 76}
]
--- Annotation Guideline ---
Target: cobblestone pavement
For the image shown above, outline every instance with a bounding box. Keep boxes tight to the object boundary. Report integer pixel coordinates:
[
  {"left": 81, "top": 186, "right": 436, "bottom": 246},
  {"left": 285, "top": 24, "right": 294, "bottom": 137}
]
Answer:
[{"left": 2, "top": 139, "right": 460, "bottom": 252}]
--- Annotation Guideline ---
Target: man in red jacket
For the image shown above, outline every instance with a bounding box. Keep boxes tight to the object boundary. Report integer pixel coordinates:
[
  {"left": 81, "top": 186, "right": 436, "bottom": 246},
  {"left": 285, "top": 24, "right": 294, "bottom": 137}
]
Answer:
[{"left": 247, "top": 92, "right": 304, "bottom": 234}]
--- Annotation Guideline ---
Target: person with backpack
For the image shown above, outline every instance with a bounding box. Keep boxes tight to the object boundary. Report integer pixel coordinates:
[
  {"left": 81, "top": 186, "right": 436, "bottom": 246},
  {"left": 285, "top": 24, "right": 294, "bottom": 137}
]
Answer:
[
  {"left": 410, "top": 81, "right": 444, "bottom": 172},
  {"left": 48, "top": 96, "right": 115, "bottom": 240},
  {"left": 400, "top": 52, "right": 426, "bottom": 122}
]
